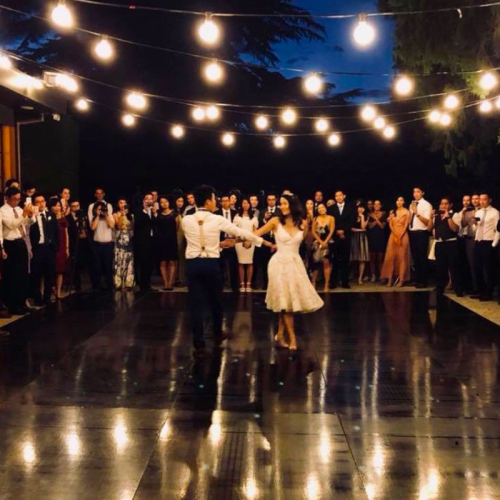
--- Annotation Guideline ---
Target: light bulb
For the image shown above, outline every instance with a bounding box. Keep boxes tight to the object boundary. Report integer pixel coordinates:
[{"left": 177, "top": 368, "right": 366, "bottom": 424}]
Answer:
[
  {"left": 439, "top": 113, "right": 452, "bottom": 127},
  {"left": 374, "top": 117, "right": 386, "bottom": 130},
  {"left": 281, "top": 107, "right": 297, "bottom": 126},
  {"left": 327, "top": 133, "right": 341, "bottom": 147},
  {"left": 304, "top": 73, "right": 324, "bottom": 95},
  {"left": 382, "top": 125, "right": 396, "bottom": 139},
  {"left": 198, "top": 17, "right": 220, "bottom": 46},
  {"left": 206, "top": 105, "right": 220, "bottom": 121},
  {"left": 444, "top": 94, "right": 460, "bottom": 110},
  {"left": 122, "top": 114, "right": 136, "bottom": 127},
  {"left": 394, "top": 75, "right": 414, "bottom": 96},
  {"left": 204, "top": 60, "right": 224, "bottom": 83},
  {"left": 171, "top": 124, "right": 185, "bottom": 139},
  {"left": 192, "top": 107, "right": 206, "bottom": 121},
  {"left": 315, "top": 118, "right": 329, "bottom": 133},
  {"left": 255, "top": 115, "right": 269, "bottom": 130},
  {"left": 51, "top": 3, "right": 74, "bottom": 28},
  {"left": 353, "top": 16, "right": 375, "bottom": 48},
  {"left": 479, "top": 72, "right": 498, "bottom": 92},
  {"left": 479, "top": 100, "right": 493, "bottom": 113},
  {"left": 0, "top": 55, "right": 12, "bottom": 70},
  {"left": 94, "top": 38, "right": 114, "bottom": 61},
  {"left": 55, "top": 73, "right": 78, "bottom": 93},
  {"left": 126, "top": 92, "right": 147, "bottom": 110},
  {"left": 495, "top": 97, "right": 500, "bottom": 109},
  {"left": 428, "top": 110, "right": 441, "bottom": 123},
  {"left": 221, "top": 132, "right": 235, "bottom": 147},
  {"left": 361, "top": 105, "right": 377, "bottom": 122},
  {"left": 75, "top": 98, "right": 89, "bottom": 111},
  {"left": 273, "top": 135, "right": 286, "bottom": 149}
]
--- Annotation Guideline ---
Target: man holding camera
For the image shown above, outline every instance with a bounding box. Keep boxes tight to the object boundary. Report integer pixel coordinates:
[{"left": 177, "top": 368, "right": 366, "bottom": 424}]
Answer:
[
  {"left": 135, "top": 192, "right": 158, "bottom": 292},
  {"left": 68, "top": 200, "right": 91, "bottom": 291}
]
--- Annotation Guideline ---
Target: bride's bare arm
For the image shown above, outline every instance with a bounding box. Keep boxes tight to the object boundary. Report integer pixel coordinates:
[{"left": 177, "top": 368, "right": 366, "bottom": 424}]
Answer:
[{"left": 254, "top": 217, "right": 279, "bottom": 237}]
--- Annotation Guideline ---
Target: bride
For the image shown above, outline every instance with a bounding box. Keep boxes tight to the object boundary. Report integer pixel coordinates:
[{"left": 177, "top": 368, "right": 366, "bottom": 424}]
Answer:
[{"left": 255, "top": 194, "right": 324, "bottom": 350}]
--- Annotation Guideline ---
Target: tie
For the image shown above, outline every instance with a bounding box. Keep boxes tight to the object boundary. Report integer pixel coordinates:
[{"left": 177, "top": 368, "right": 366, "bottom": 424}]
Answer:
[{"left": 13, "top": 208, "right": 26, "bottom": 238}]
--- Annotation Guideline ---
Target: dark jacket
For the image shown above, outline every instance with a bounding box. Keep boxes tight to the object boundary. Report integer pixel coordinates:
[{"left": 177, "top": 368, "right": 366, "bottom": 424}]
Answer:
[
  {"left": 215, "top": 208, "right": 237, "bottom": 241},
  {"left": 135, "top": 210, "right": 158, "bottom": 247},
  {"left": 258, "top": 206, "right": 283, "bottom": 243},
  {"left": 67, "top": 213, "right": 90, "bottom": 254},
  {"left": 330, "top": 203, "right": 357, "bottom": 234},
  {"left": 30, "top": 211, "right": 59, "bottom": 252}
]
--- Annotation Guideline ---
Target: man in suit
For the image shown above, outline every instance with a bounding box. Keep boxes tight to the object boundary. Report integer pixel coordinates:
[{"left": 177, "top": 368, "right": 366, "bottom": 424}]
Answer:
[
  {"left": 313, "top": 190, "right": 324, "bottom": 215},
  {"left": 67, "top": 200, "right": 91, "bottom": 291},
  {"left": 215, "top": 194, "right": 238, "bottom": 291},
  {"left": 30, "top": 193, "right": 59, "bottom": 305},
  {"left": 135, "top": 192, "right": 158, "bottom": 292},
  {"left": 330, "top": 190, "right": 357, "bottom": 289},
  {"left": 183, "top": 192, "right": 197, "bottom": 217}
]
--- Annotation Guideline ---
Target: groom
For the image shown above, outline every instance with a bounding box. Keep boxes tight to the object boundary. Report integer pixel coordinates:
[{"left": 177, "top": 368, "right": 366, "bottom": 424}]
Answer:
[{"left": 182, "top": 185, "right": 267, "bottom": 357}]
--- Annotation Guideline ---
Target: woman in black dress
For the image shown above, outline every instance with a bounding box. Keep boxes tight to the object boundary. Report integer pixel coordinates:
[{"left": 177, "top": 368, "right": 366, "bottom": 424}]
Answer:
[
  {"left": 367, "top": 200, "right": 388, "bottom": 282},
  {"left": 157, "top": 196, "right": 180, "bottom": 290}
]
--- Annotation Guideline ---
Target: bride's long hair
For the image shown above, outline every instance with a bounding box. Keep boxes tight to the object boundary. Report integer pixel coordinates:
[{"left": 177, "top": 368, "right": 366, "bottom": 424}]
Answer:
[{"left": 279, "top": 194, "right": 304, "bottom": 228}]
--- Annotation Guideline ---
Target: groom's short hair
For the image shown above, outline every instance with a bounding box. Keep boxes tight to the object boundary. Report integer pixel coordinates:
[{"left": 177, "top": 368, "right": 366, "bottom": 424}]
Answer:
[{"left": 194, "top": 185, "right": 215, "bottom": 207}]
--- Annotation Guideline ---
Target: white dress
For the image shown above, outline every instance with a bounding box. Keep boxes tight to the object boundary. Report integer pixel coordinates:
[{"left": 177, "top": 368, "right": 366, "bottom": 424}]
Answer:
[
  {"left": 234, "top": 215, "right": 258, "bottom": 264},
  {"left": 266, "top": 224, "right": 324, "bottom": 313}
]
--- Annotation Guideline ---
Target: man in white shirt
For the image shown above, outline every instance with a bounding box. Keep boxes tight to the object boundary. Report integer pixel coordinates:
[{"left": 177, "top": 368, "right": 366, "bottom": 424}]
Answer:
[
  {"left": 0, "top": 187, "right": 35, "bottom": 314},
  {"left": 182, "top": 185, "right": 270, "bottom": 356},
  {"left": 472, "top": 192, "right": 500, "bottom": 301},
  {"left": 457, "top": 194, "right": 480, "bottom": 293},
  {"left": 409, "top": 186, "right": 433, "bottom": 288},
  {"left": 88, "top": 187, "right": 113, "bottom": 221},
  {"left": 215, "top": 194, "right": 238, "bottom": 291}
]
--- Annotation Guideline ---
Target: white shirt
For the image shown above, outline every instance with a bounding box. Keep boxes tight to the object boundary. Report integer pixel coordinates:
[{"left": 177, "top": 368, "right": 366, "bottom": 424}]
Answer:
[
  {"left": 409, "top": 198, "right": 432, "bottom": 231},
  {"left": 337, "top": 203, "right": 345, "bottom": 215},
  {"left": 451, "top": 212, "right": 463, "bottom": 237},
  {"left": 182, "top": 210, "right": 264, "bottom": 259},
  {"left": 89, "top": 207, "right": 115, "bottom": 243},
  {"left": 183, "top": 204, "right": 197, "bottom": 217},
  {"left": 475, "top": 206, "right": 500, "bottom": 242},
  {"left": 0, "top": 204, "right": 35, "bottom": 241}
]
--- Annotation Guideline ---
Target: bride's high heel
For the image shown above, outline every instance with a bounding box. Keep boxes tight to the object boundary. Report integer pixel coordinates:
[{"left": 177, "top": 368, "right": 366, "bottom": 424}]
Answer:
[{"left": 274, "top": 334, "right": 289, "bottom": 349}]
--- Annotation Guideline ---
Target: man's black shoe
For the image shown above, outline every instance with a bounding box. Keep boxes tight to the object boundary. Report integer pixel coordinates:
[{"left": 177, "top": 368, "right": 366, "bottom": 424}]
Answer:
[
  {"left": 341, "top": 284, "right": 351, "bottom": 290},
  {"left": 480, "top": 295, "right": 493, "bottom": 302},
  {"left": 456, "top": 291, "right": 464, "bottom": 298}
]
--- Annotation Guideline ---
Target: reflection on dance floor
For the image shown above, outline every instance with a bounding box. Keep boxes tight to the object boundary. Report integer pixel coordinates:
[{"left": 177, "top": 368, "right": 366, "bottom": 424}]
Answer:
[{"left": 0, "top": 291, "right": 499, "bottom": 499}]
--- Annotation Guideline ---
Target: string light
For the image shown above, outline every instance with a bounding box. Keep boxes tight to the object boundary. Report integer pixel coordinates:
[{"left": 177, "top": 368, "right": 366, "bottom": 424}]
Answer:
[
  {"left": 361, "top": 105, "right": 377, "bottom": 122},
  {"left": 0, "top": 55, "right": 12, "bottom": 70},
  {"left": 479, "top": 71, "right": 498, "bottom": 91},
  {"left": 171, "top": 124, "right": 185, "bottom": 139},
  {"left": 382, "top": 125, "right": 396, "bottom": 139},
  {"left": 327, "top": 133, "right": 341, "bottom": 146},
  {"left": 439, "top": 112, "right": 452, "bottom": 126},
  {"left": 495, "top": 97, "right": 500, "bottom": 109},
  {"left": 281, "top": 107, "right": 298, "bottom": 126},
  {"left": 51, "top": 1, "right": 74, "bottom": 28},
  {"left": 198, "top": 14, "right": 220, "bottom": 46},
  {"left": 11, "top": 74, "right": 43, "bottom": 90},
  {"left": 54, "top": 73, "right": 78, "bottom": 92},
  {"left": 204, "top": 60, "right": 224, "bottom": 84},
  {"left": 314, "top": 118, "right": 330, "bottom": 133},
  {"left": 394, "top": 75, "right": 414, "bottom": 96},
  {"left": 304, "top": 73, "right": 324, "bottom": 95},
  {"left": 428, "top": 110, "right": 441, "bottom": 123},
  {"left": 206, "top": 105, "right": 220, "bottom": 121},
  {"left": 126, "top": 92, "right": 148, "bottom": 110},
  {"left": 353, "top": 14, "right": 376, "bottom": 48},
  {"left": 443, "top": 93, "right": 460, "bottom": 110},
  {"left": 221, "top": 132, "right": 235, "bottom": 147},
  {"left": 75, "top": 98, "right": 89, "bottom": 111},
  {"left": 122, "top": 114, "right": 136, "bottom": 127},
  {"left": 94, "top": 37, "right": 114, "bottom": 61},
  {"left": 255, "top": 115, "right": 269, "bottom": 130},
  {"left": 479, "top": 100, "right": 493, "bottom": 113},
  {"left": 192, "top": 106, "right": 206, "bottom": 121},
  {"left": 274, "top": 135, "right": 286, "bottom": 149},
  {"left": 374, "top": 117, "right": 386, "bottom": 130}
]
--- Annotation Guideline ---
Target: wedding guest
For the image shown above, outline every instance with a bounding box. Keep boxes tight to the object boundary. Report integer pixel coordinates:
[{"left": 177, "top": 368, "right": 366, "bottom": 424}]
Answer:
[
  {"left": 21, "top": 182, "right": 36, "bottom": 206},
  {"left": 59, "top": 187, "right": 71, "bottom": 216},
  {"left": 229, "top": 192, "right": 239, "bottom": 211},
  {"left": 135, "top": 192, "right": 158, "bottom": 292},
  {"left": 113, "top": 198, "right": 135, "bottom": 290},
  {"left": 367, "top": 200, "right": 387, "bottom": 282},
  {"left": 30, "top": 193, "right": 58, "bottom": 306},
  {"left": 5, "top": 178, "right": 20, "bottom": 189},
  {"left": 472, "top": 192, "right": 499, "bottom": 301},
  {"left": 330, "top": 191, "right": 356, "bottom": 289},
  {"left": 215, "top": 194, "right": 238, "bottom": 291},
  {"left": 303, "top": 199, "right": 315, "bottom": 269},
  {"left": 351, "top": 204, "right": 370, "bottom": 285},
  {"left": 175, "top": 195, "right": 187, "bottom": 286},
  {"left": 49, "top": 199, "right": 69, "bottom": 299},
  {"left": 175, "top": 195, "right": 185, "bottom": 215},
  {"left": 157, "top": 196, "right": 179, "bottom": 291},
  {"left": 249, "top": 194, "right": 260, "bottom": 220},
  {"left": 67, "top": 200, "right": 91, "bottom": 291},
  {"left": 234, "top": 198, "right": 259, "bottom": 292},
  {"left": 409, "top": 186, "right": 433, "bottom": 288},
  {"left": 151, "top": 190, "right": 159, "bottom": 211},
  {"left": 366, "top": 200, "right": 374, "bottom": 213},
  {"left": 88, "top": 187, "right": 113, "bottom": 221},
  {"left": 183, "top": 192, "right": 197, "bottom": 216},
  {"left": 460, "top": 193, "right": 480, "bottom": 293},
  {"left": 311, "top": 203, "right": 335, "bottom": 291},
  {"left": 381, "top": 197, "right": 411, "bottom": 287},
  {"left": 313, "top": 190, "right": 324, "bottom": 215},
  {"left": 0, "top": 187, "right": 35, "bottom": 314}
]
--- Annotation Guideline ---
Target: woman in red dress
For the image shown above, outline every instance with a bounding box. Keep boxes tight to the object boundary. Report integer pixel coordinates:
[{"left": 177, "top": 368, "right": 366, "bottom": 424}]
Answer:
[{"left": 48, "top": 198, "right": 69, "bottom": 299}]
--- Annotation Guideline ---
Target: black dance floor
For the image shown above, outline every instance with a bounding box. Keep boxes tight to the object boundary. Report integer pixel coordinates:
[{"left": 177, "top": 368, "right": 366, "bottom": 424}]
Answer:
[{"left": 1, "top": 291, "right": 500, "bottom": 499}]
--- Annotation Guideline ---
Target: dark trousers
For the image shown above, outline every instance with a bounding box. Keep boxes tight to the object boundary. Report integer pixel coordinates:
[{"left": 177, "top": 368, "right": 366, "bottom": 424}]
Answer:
[
  {"left": 186, "top": 258, "right": 224, "bottom": 348},
  {"left": 474, "top": 241, "right": 496, "bottom": 297},
  {"left": 251, "top": 246, "right": 263, "bottom": 289},
  {"left": 332, "top": 237, "right": 351, "bottom": 287},
  {"left": 71, "top": 238, "right": 91, "bottom": 290},
  {"left": 137, "top": 238, "right": 156, "bottom": 291},
  {"left": 464, "top": 237, "right": 477, "bottom": 291},
  {"left": 31, "top": 245, "right": 56, "bottom": 302},
  {"left": 409, "top": 230, "right": 430, "bottom": 285},
  {"left": 219, "top": 247, "right": 238, "bottom": 291},
  {"left": 435, "top": 240, "right": 461, "bottom": 292},
  {"left": 3, "top": 239, "right": 29, "bottom": 311},
  {"left": 91, "top": 242, "right": 114, "bottom": 291}
]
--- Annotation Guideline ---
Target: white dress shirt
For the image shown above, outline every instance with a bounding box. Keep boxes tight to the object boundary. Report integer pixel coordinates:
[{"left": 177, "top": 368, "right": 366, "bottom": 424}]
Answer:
[
  {"left": 475, "top": 206, "right": 500, "bottom": 242},
  {"left": 409, "top": 198, "right": 432, "bottom": 231},
  {"left": 0, "top": 204, "right": 35, "bottom": 241},
  {"left": 182, "top": 210, "right": 264, "bottom": 259}
]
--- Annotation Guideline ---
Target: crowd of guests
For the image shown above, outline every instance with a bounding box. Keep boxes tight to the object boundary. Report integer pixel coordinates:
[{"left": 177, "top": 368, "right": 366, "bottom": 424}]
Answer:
[{"left": 1, "top": 177, "right": 499, "bottom": 318}]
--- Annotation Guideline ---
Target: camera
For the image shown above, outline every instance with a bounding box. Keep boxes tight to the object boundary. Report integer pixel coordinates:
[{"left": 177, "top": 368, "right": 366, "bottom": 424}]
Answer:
[
  {"left": 474, "top": 217, "right": 481, "bottom": 222},
  {"left": 466, "top": 205, "right": 475, "bottom": 212}
]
